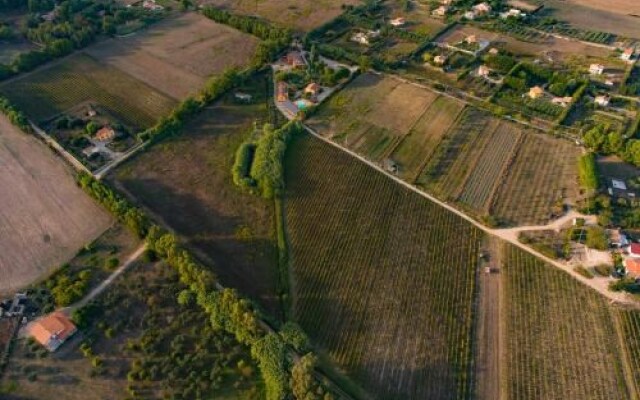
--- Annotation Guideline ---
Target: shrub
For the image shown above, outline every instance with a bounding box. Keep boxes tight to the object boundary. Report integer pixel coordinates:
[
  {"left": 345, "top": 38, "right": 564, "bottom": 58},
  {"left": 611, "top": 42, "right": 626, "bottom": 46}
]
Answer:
[{"left": 574, "top": 266, "right": 594, "bottom": 279}]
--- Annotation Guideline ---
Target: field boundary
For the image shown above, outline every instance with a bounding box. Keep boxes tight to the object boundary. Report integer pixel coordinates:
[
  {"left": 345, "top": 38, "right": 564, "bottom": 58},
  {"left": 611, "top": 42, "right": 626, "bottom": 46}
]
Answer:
[{"left": 612, "top": 309, "right": 640, "bottom": 400}]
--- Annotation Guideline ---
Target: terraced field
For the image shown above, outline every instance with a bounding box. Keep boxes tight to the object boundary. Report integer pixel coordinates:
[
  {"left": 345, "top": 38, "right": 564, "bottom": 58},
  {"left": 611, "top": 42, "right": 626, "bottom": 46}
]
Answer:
[
  {"left": 0, "top": 53, "right": 176, "bottom": 129},
  {"left": 285, "top": 134, "right": 483, "bottom": 400},
  {"left": 491, "top": 133, "right": 581, "bottom": 225},
  {"left": 503, "top": 245, "right": 630, "bottom": 400}
]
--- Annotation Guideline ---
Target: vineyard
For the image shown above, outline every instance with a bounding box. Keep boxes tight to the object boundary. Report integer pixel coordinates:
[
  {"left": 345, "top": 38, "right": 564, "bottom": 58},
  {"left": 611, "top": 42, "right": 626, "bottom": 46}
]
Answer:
[
  {"left": 285, "top": 135, "right": 483, "bottom": 399},
  {"left": 615, "top": 309, "right": 640, "bottom": 397},
  {"left": 391, "top": 97, "right": 464, "bottom": 180},
  {"left": 503, "top": 244, "right": 630, "bottom": 399},
  {"left": 458, "top": 122, "right": 522, "bottom": 212},
  {"left": 491, "top": 133, "right": 580, "bottom": 225},
  {"left": 0, "top": 53, "right": 176, "bottom": 129}
]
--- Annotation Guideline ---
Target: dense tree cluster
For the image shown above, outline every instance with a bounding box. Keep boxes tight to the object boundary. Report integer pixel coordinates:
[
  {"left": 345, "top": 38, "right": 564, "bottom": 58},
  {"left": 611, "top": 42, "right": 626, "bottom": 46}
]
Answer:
[{"left": 0, "top": 96, "right": 31, "bottom": 131}]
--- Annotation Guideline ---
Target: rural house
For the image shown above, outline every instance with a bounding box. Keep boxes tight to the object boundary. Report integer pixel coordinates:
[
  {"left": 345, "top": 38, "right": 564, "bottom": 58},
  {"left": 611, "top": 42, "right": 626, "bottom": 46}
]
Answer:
[
  {"left": 142, "top": 0, "right": 163, "bottom": 11},
  {"left": 594, "top": 95, "right": 610, "bottom": 107},
  {"left": 464, "top": 11, "right": 476, "bottom": 19},
  {"left": 465, "top": 35, "right": 477, "bottom": 44},
  {"left": 351, "top": 32, "right": 370, "bottom": 45},
  {"left": 432, "top": 6, "right": 449, "bottom": 17},
  {"left": 630, "top": 243, "right": 640, "bottom": 257},
  {"left": 528, "top": 86, "right": 544, "bottom": 99},
  {"left": 390, "top": 17, "right": 406, "bottom": 27},
  {"left": 488, "top": 47, "right": 499, "bottom": 55},
  {"left": 434, "top": 55, "right": 447, "bottom": 65},
  {"left": 551, "top": 96, "right": 572, "bottom": 107},
  {"left": 285, "top": 52, "right": 306, "bottom": 68},
  {"left": 304, "top": 82, "right": 322, "bottom": 97},
  {"left": 500, "top": 9, "right": 525, "bottom": 19},
  {"left": 589, "top": 64, "right": 604, "bottom": 75},
  {"left": 608, "top": 229, "right": 629, "bottom": 248},
  {"left": 29, "top": 312, "right": 77, "bottom": 352},
  {"left": 621, "top": 48, "right": 635, "bottom": 61},
  {"left": 472, "top": 2, "right": 492, "bottom": 15},
  {"left": 625, "top": 258, "right": 640, "bottom": 278},
  {"left": 477, "top": 65, "right": 490, "bottom": 77},
  {"left": 95, "top": 126, "right": 116, "bottom": 142},
  {"left": 276, "top": 81, "right": 289, "bottom": 102}
]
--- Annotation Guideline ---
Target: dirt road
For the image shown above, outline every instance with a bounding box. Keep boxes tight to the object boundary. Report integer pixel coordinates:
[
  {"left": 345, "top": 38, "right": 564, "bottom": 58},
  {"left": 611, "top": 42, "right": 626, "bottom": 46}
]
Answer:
[{"left": 474, "top": 237, "right": 503, "bottom": 400}]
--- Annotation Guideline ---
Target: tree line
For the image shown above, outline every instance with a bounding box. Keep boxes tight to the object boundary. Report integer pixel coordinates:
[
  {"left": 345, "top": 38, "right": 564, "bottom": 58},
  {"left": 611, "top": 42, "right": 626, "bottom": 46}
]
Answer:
[
  {"left": 0, "top": 96, "right": 31, "bottom": 132},
  {"left": 75, "top": 172, "right": 336, "bottom": 399}
]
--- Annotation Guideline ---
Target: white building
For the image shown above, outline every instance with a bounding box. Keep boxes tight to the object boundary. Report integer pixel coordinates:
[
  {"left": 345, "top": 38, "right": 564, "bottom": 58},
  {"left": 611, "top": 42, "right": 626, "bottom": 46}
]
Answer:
[
  {"left": 589, "top": 64, "right": 604, "bottom": 75},
  {"left": 594, "top": 95, "right": 610, "bottom": 107},
  {"left": 390, "top": 17, "right": 406, "bottom": 27}
]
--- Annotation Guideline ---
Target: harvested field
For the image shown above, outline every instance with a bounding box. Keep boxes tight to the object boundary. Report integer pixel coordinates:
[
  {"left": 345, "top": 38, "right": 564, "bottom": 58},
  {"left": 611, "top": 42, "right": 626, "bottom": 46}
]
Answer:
[
  {"left": 203, "top": 0, "right": 361, "bottom": 31},
  {"left": 503, "top": 244, "right": 630, "bottom": 400},
  {"left": 112, "top": 74, "right": 282, "bottom": 316},
  {"left": 491, "top": 133, "right": 580, "bottom": 226},
  {"left": 539, "top": 0, "right": 640, "bottom": 38},
  {"left": 0, "top": 115, "right": 112, "bottom": 295},
  {"left": 391, "top": 97, "right": 464, "bottom": 180},
  {"left": 458, "top": 122, "right": 522, "bottom": 212},
  {"left": 86, "top": 12, "right": 259, "bottom": 99},
  {"left": 0, "top": 53, "right": 176, "bottom": 129},
  {"left": 367, "top": 82, "right": 438, "bottom": 134},
  {"left": 285, "top": 134, "right": 482, "bottom": 400}
]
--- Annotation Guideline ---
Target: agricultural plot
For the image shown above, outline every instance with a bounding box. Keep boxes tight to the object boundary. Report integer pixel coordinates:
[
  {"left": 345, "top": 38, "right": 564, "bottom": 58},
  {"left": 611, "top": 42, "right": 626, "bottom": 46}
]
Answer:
[
  {"left": 503, "top": 245, "right": 630, "bottom": 400},
  {"left": 458, "top": 122, "right": 522, "bottom": 212},
  {"left": 491, "top": 133, "right": 580, "bottom": 226},
  {"left": 112, "top": 74, "right": 282, "bottom": 317},
  {"left": 86, "top": 12, "right": 259, "bottom": 99},
  {"left": 418, "top": 108, "right": 499, "bottom": 199},
  {"left": 203, "top": 0, "right": 361, "bottom": 31},
  {"left": 285, "top": 135, "right": 483, "bottom": 400},
  {"left": 0, "top": 53, "right": 176, "bottom": 129},
  {"left": 0, "top": 115, "right": 112, "bottom": 295},
  {"left": 391, "top": 96, "right": 465, "bottom": 180},
  {"left": 615, "top": 309, "right": 640, "bottom": 397}
]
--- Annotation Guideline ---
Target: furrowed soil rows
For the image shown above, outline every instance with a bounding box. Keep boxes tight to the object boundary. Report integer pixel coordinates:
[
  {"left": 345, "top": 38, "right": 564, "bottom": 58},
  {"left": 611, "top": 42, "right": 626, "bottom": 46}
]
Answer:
[
  {"left": 0, "top": 115, "right": 112, "bottom": 294},
  {"left": 615, "top": 309, "right": 640, "bottom": 397},
  {"left": 285, "top": 134, "right": 483, "bottom": 400},
  {"left": 458, "top": 122, "right": 522, "bottom": 212},
  {"left": 0, "top": 53, "right": 176, "bottom": 129},
  {"left": 491, "top": 133, "right": 580, "bottom": 226},
  {"left": 503, "top": 244, "right": 629, "bottom": 400},
  {"left": 391, "top": 97, "right": 464, "bottom": 180}
]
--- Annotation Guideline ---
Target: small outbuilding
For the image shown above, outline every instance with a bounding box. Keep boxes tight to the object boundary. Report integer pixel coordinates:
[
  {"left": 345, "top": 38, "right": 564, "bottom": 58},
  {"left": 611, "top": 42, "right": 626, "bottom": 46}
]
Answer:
[
  {"left": 589, "top": 64, "right": 604, "bottom": 75},
  {"left": 528, "top": 86, "right": 544, "bottom": 99},
  {"left": 390, "top": 17, "right": 406, "bottom": 27},
  {"left": 95, "top": 126, "right": 116, "bottom": 142},
  {"left": 594, "top": 95, "right": 610, "bottom": 107}
]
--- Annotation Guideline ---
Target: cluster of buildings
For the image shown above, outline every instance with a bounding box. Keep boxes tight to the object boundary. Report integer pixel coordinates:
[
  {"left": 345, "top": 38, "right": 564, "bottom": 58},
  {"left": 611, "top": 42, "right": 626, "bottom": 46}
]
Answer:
[{"left": 464, "top": 2, "right": 491, "bottom": 20}]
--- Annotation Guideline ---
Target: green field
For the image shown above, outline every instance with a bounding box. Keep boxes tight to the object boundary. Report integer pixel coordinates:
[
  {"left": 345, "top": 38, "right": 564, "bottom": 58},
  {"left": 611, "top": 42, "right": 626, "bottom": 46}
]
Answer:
[
  {"left": 285, "top": 134, "right": 483, "bottom": 399},
  {"left": 503, "top": 244, "right": 631, "bottom": 399},
  {"left": 0, "top": 53, "right": 176, "bottom": 129}
]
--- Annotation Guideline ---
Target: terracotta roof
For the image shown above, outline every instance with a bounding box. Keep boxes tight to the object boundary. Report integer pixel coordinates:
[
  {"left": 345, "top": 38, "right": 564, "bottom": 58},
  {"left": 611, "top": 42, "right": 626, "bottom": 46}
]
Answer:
[
  {"left": 625, "top": 258, "right": 640, "bottom": 277},
  {"left": 30, "top": 312, "right": 77, "bottom": 351},
  {"left": 305, "top": 83, "right": 321, "bottom": 93}
]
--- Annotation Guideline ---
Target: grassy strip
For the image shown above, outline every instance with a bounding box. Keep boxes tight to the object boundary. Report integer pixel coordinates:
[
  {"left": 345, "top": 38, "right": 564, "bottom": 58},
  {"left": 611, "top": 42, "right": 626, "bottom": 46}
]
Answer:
[
  {"left": 578, "top": 152, "right": 599, "bottom": 192},
  {"left": 274, "top": 198, "right": 291, "bottom": 320}
]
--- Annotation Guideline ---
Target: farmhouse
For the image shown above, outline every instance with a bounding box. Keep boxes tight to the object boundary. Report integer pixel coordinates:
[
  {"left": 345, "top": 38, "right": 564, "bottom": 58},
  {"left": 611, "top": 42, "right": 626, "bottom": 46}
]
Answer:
[
  {"left": 304, "top": 82, "right": 322, "bottom": 97},
  {"left": 351, "top": 32, "right": 370, "bottom": 45},
  {"left": 434, "top": 55, "right": 447, "bottom": 65},
  {"left": 390, "top": 17, "right": 406, "bottom": 27},
  {"left": 142, "top": 0, "right": 163, "bottom": 11},
  {"left": 477, "top": 65, "right": 490, "bottom": 77},
  {"left": 464, "top": 11, "right": 476, "bottom": 19},
  {"left": 276, "top": 81, "right": 289, "bottom": 102},
  {"left": 95, "top": 126, "right": 116, "bottom": 142},
  {"left": 500, "top": 9, "right": 525, "bottom": 19},
  {"left": 285, "top": 52, "right": 306, "bottom": 68},
  {"left": 621, "top": 48, "right": 635, "bottom": 61},
  {"left": 630, "top": 243, "right": 640, "bottom": 257},
  {"left": 528, "top": 86, "right": 544, "bottom": 99},
  {"left": 608, "top": 229, "right": 629, "bottom": 247},
  {"left": 594, "top": 95, "right": 610, "bottom": 107},
  {"left": 432, "top": 6, "right": 449, "bottom": 17},
  {"left": 29, "top": 312, "right": 77, "bottom": 352},
  {"left": 551, "top": 96, "right": 572, "bottom": 107},
  {"left": 466, "top": 35, "right": 477, "bottom": 44},
  {"left": 625, "top": 258, "right": 640, "bottom": 278},
  {"left": 472, "top": 2, "right": 492, "bottom": 15},
  {"left": 589, "top": 64, "right": 604, "bottom": 75},
  {"left": 488, "top": 47, "right": 499, "bottom": 55},
  {"left": 441, "top": 0, "right": 454, "bottom": 5}
]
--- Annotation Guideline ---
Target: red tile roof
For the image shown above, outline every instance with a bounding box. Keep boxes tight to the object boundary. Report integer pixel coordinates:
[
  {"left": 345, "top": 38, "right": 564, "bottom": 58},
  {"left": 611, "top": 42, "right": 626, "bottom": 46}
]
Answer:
[
  {"left": 625, "top": 258, "right": 640, "bottom": 277},
  {"left": 30, "top": 312, "right": 77, "bottom": 351},
  {"left": 630, "top": 243, "right": 640, "bottom": 256}
]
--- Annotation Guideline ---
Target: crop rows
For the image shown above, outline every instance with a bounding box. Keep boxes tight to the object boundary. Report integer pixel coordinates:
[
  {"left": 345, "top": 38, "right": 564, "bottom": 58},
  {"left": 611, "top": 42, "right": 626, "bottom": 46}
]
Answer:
[
  {"left": 285, "top": 135, "right": 482, "bottom": 400},
  {"left": 615, "top": 309, "right": 640, "bottom": 397},
  {"left": 458, "top": 122, "right": 522, "bottom": 212},
  {"left": 503, "top": 244, "right": 628, "bottom": 400},
  {"left": 491, "top": 133, "right": 580, "bottom": 225},
  {"left": 0, "top": 53, "right": 176, "bottom": 129},
  {"left": 419, "top": 108, "right": 498, "bottom": 200}
]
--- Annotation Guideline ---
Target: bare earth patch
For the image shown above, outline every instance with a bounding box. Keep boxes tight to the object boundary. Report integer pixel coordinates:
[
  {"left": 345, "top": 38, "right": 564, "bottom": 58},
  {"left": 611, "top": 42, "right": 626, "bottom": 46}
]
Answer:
[
  {"left": 86, "top": 12, "right": 259, "bottom": 99},
  {"left": 0, "top": 116, "right": 112, "bottom": 295}
]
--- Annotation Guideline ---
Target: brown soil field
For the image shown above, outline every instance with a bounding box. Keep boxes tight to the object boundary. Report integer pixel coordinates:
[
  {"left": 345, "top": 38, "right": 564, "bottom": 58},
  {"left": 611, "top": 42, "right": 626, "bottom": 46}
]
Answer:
[
  {"left": 367, "top": 81, "right": 438, "bottom": 134},
  {"left": 0, "top": 115, "right": 112, "bottom": 296},
  {"left": 86, "top": 12, "right": 259, "bottom": 99},
  {"left": 540, "top": 0, "right": 640, "bottom": 38},
  {"left": 111, "top": 74, "right": 282, "bottom": 316},
  {"left": 435, "top": 24, "right": 611, "bottom": 60},
  {"left": 203, "top": 0, "right": 361, "bottom": 31}
]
